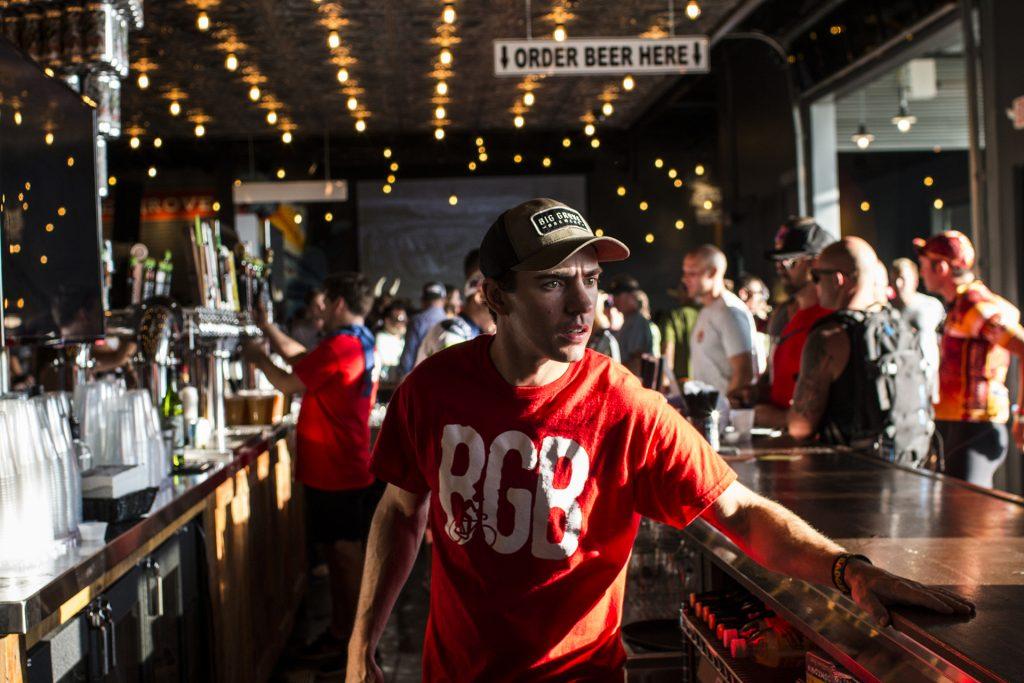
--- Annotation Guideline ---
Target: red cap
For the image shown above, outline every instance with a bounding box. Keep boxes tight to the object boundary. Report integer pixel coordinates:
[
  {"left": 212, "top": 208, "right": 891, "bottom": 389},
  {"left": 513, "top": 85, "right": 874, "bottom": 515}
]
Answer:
[{"left": 913, "top": 230, "right": 975, "bottom": 270}]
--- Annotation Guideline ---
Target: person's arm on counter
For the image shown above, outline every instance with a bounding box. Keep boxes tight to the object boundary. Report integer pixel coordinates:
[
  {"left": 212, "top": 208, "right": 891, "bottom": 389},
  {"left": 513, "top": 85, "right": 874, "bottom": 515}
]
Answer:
[
  {"left": 243, "top": 342, "right": 305, "bottom": 395},
  {"left": 347, "top": 484, "right": 429, "bottom": 682},
  {"left": 701, "top": 480, "right": 975, "bottom": 626},
  {"left": 787, "top": 323, "right": 849, "bottom": 439}
]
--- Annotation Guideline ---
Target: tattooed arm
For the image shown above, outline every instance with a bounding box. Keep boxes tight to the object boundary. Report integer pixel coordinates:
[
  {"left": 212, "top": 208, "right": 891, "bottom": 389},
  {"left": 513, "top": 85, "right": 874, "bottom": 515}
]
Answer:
[{"left": 787, "top": 323, "right": 849, "bottom": 440}]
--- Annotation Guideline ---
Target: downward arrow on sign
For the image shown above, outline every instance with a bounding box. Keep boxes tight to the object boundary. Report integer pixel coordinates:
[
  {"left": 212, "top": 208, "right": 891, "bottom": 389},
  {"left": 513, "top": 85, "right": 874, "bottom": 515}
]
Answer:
[
  {"left": 693, "top": 42, "right": 703, "bottom": 67},
  {"left": 501, "top": 46, "right": 509, "bottom": 69}
]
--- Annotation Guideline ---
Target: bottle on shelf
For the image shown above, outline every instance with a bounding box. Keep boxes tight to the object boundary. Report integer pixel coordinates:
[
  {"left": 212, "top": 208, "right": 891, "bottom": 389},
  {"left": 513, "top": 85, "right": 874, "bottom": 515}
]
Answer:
[
  {"left": 161, "top": 367, "right": 185, "bottom": 463},
  {"left": 729, "top": 617, "right": 806, "bottom": 668},
  {"left": 142, "top": 257, "right": 157, "bottom": 300}
]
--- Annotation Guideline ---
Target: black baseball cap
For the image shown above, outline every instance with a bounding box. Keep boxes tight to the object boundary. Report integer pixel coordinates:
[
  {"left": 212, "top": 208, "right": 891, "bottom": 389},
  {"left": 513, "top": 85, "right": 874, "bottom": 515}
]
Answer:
[
  {"left": 764, "top": 217, "right": 836, "bottom": 260},
  {"left": 607, "top": 275, "right": 641, "bottom": 295},
  {"left": 480, "top": 198, "right": 629, "bottom": 278}
]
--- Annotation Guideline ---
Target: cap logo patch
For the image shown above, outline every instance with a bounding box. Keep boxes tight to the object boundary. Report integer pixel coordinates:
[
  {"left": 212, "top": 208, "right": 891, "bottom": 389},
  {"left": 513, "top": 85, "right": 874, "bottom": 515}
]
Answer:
[{"left": 530, "top": 207, "right": 590, "bottom": 236}]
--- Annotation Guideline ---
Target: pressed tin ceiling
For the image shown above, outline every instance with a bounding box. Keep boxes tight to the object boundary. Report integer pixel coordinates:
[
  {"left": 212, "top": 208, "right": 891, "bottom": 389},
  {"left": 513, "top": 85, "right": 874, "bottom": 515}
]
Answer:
[{"left": 122, "top": 0, "right": 746, "bottom": 141}]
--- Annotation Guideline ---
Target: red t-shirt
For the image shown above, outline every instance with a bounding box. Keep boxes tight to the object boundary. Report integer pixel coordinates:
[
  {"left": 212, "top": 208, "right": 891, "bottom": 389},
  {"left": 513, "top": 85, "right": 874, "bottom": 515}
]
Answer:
[
  {"left": 770, "top": 304, "right": 832, "bottom": 409},
  {"left": 293, "top": 332, "right": 377, "bottom": 491},
  {"left": 372, "top": 336, "right": 736, "bottom": 681}
]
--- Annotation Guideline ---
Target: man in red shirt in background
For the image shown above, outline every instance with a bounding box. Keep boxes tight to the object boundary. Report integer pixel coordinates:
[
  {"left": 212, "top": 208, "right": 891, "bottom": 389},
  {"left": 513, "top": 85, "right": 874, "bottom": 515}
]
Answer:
[
  {"left": 347, "top": 199, "right": 972, "bottom": 682},
  {"left": 755, "top": 217, "right": 835, "bottom": 427},
  {"left": 246, "top": 271, "right": 380, "bottom": 670}
]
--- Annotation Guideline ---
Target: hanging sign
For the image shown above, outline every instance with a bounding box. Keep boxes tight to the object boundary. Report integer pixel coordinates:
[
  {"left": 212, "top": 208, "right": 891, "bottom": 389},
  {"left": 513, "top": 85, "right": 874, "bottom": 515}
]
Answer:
[{"left": 493, "top": 36, "right": 709, "bottom": 77}]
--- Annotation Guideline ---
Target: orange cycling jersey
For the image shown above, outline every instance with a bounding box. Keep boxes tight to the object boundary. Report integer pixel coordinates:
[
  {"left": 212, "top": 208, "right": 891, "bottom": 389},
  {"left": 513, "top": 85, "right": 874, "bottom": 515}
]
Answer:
[{"left": 935, "top": 280, "right": 1021, "bottom": 423}]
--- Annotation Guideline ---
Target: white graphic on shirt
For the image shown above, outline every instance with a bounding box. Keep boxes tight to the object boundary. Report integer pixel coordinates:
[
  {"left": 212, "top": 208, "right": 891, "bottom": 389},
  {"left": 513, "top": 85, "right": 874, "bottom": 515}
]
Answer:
[{"left": 438, "top": 424, "right": 590, "bottom": 560}]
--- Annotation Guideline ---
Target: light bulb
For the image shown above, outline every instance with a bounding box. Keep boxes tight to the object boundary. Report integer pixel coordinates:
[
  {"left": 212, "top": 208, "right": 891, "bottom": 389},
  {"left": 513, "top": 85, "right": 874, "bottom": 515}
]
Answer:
[
  {"left": 513, "top": 115, "right": 525, "bottom": 128},
  {"left": 685, "top": 0, "right": 701, "bottom": 20},
  {"left": 137, "top": 73, "right": 149, "bottom": 89},
  {"left": 852, "top": 124, "right": 874, "bottom": 149},
  {"left": 448, "top": 194, "right": 458, "bottom": 206},
  {"left": 645, "top": 233, "right": 655, "bottom": 244},
  {"left": 282, "top": 131, "right": 293, "bottom": 144},
  {"left": 703, "top": 199, "right": 713, "bottom": 210},
  {"left": 475, "top": 136, "right": 484, "bottom": 146},
  {"left": 225, "top": 53, "right": 238, "bottom": 71},
  {"left": 674, "top": 179, "right": 683, "bottom": 187},
  {"left": 675, "top": 219, "right": 685, "bottom": 230},
  {"left": 387, "top": 174, "right": 396, "bottom": 184},
  {"left": 347, "top": 96, "right": 358, "bottom": 111},
  {"left": 276, "top": 168, "right": 286, "bottom": 179},
  {"left": 337, "top": 67, "right": 349, "bottom": 83},
  {"left": 542, "top": 157, "right": 551, "bottom": 167},
  {"left": 695, "top": 163, "right": 705, "bottom": 175},
  {"left": 148, "top": 166, "right": 157, "bottom": 178},
  {"left": 584, "top": 123, "right": 595, "bottom": 136},
  {"left": 591, "top": 138, "right": 600, "bottom": 148},
  {"left": 654, "top": 158, "right": 664, "bottom": 168},
  {"left": 616, "top": 186, "right": 626, "bottom": 196},
  {"left": 436, "top": 80, "right": 448, "bottom": 96},
  {"left": 325, "top": 212, "right": 334, "bottom": 222},
  {"left": 383, "top": 147, "right": 392, "bottom": 158},
  {"left": 294, "top": 214, "right": 302, "bottom": 224},
  {"left": 933, "top": 198, "right": 944, "bottom": 210},
  {"left": 249, "top": 85, "right": 261, "bottom": 101},
  {"left": 194, "top": 123, "right": 205, "bottom": 137},
  {"left": 668, "top": 168, "right": 678, "bottom": 178},
  {"left": 601, "top": 102, "right": 613, "bottom": 116},
  {"left": 639, "top": 201, "right": 649, "bottom": 211},
  {"left": 622, "top": 74, "right": 635, "bottom": 91},
  {"left": 266, "top": 110, "right": 278, "bottom": 125},
  {"left": 893, "top": 113, "right": 916, "bottom": 133},
  {"left": 435, "top": 105, "right": 446, "bottom": 120},
  {"left": 478, "top": 152, "right": 488, "bottom": 162},
  {"left": 468, "top": 161, "right": 477, "bottom": 171},
  {"left": 13, "top": 111, "right": 22, "bottom": 125},
  {"left": 513, "top": 154, "right": 523, "bottom": 163},
  {"left": 390, "top": 162, "right": 399, "bottom": 171},
  {"left": 523, "top": 91, "right": 535, "bottom": 107},
  {"left": 153, "top": 137, "right": 163, "bottom": 148},
  {"left": 382, "top": 184, "right": 392, "bottom": 194},
  {"left": 435, "top": 127, "right": 445, "bottom": 140},
  {"left": 923, "top": 176, "right": 934, "bottom": 187},
  {"left": 169, "top": 101, "right": 182, "bottom": 116},
  {"left": 355, "top": 119, "right": 367, "bottom": 132},
  {"left": 196, "top": 11, "right": 210, "bottom": 31},
  {"left": 440, "top": 48, "right": 452, "bottom": 65},
  {"left": 442, "top": 3, "right": 456, "bottom": 24},
  {"left": 327, "top": 31, "right": 341, "bottom": 49},
  {"left": 44, "top": 132, "right": 54, "bottom": 145},
  {"left": 860, "top": 201, "right": 871, "bottom": 212},
  {"left": 562, "top": 137, "right": 571, "bottom": 147},
  {"left": 129, "top": 136, "right": 140, "bottom": 149},
  {"left": 553, "top": 24, "right": 567, "bottom": 42}
]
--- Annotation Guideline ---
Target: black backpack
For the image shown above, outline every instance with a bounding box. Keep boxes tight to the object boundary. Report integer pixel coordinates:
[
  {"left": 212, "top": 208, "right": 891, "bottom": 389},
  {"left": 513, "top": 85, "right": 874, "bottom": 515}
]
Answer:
[{"left": 814, "top": 307, "right": 934, "bottom": 466}]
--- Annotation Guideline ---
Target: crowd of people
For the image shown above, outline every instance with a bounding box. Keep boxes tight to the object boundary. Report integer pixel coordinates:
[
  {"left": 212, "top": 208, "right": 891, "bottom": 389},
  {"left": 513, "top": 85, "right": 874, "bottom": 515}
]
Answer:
[{"left": 247, "top": 198, "right": 999, "bottom": 678}]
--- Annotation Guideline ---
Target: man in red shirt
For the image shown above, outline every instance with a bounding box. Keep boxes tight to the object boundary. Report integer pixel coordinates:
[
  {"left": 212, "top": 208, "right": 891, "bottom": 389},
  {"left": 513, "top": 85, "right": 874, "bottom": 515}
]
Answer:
[
  {"left": 245, "top": 271, "right": 380, "bottom": 669},
  {"left": 347, "top": 199, "right": 972, "bottom": 682},
  {"left": 755, "top": 217, "right": 834, "bottom": 427}
]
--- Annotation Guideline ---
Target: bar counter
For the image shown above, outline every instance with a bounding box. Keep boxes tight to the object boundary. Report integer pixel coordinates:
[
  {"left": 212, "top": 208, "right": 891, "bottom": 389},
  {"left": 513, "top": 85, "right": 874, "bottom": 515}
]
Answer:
[
  {"left": 0, "top": 423, "right": 304, "bottom": 683},
  {"left": 633, "top": 445, "right": 1024, "bottom": 683}
]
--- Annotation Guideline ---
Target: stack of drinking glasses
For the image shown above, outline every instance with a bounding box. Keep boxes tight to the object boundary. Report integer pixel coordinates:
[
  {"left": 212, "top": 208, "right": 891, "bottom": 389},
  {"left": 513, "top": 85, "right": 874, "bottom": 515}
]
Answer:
[
  {"left": 34, "top": 392, "right": 84, "bottom": 548},
  {"left": 74, "top": 378, "right": 124, "bottom": 468},
  {"left": 0, "top": 397, "right": 59, "bottom": 570},
  {"left": 108, "top": 390, "right": 168, "bottom": 488}
]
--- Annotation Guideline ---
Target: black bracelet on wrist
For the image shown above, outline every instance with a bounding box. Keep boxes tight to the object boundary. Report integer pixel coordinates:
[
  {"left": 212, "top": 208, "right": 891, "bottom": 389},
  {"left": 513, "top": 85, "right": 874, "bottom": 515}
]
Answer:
[{"left": 832, "top": 553, "right": 872, "bottom": 594}]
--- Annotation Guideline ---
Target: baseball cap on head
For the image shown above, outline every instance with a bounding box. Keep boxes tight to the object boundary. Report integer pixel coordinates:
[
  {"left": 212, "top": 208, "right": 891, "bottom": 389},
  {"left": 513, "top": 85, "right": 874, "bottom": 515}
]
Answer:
[
  {"left": 479, "top": 198, "right": 629, "bottom": 278},
  {"left": 765, "top": 217, "right": 836, "bottom": 260},
  {"left": 913, "top": 230, "right": 975, "bottom": 270},
  {"left": 422, "top": 282, "right": 447, "bottom": 300},
  {"left": 607, "top": 275, "right": 641, "bottom": 295}
]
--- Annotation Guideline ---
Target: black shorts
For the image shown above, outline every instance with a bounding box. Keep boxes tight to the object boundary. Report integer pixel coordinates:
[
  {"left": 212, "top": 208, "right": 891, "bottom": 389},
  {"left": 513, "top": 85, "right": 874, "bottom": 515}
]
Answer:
[
  {"left": 936, "top": 420, "right": 1008, "bottom": 488},
  {"left": 304, "top": 481, "right": 385, "bottom": 544}
]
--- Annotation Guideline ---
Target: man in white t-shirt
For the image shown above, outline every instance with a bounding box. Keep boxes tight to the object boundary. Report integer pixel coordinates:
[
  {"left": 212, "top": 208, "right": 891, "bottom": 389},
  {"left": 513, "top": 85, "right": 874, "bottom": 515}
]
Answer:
[{"left": 683, "top": 244, "right": 756, "bottom": 405}]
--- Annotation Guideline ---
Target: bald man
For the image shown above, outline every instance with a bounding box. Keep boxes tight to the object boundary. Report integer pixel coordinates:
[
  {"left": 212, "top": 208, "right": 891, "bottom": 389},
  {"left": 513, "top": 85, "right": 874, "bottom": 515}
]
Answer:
[
  {"left": 683, "top": 245, "right": 757, "bottom": 405},
  {"left": 787, "top": 239, "right": 933, "bottom": 461}
]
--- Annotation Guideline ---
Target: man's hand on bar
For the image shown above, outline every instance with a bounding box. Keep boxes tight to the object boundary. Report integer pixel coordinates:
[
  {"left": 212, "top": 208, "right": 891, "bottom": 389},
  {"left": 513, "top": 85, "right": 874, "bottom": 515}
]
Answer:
[{"left": 844, "top": 560, "right": 975, "bottom": 627}]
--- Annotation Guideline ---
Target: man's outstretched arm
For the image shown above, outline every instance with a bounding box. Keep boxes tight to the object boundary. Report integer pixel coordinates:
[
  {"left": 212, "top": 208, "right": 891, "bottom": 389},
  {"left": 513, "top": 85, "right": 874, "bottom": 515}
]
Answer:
[
  {"left": 347, "top": 484, "right": 429, "bottom": 682},
  {"left": 701, "top": 481, "right": 975, "bottom": 626}
]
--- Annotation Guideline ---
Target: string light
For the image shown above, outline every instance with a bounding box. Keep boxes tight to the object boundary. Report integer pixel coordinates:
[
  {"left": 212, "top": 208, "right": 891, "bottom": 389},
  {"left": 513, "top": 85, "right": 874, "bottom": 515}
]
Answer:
[
  {"left": 668, "top": 168, "right": 678, "bottom": 178},
  {"left": 448, "top": 194, "right": 458, "bottom": 205},
  {"left": 645, "top": 233, "right": 655, "bottom": 244},
  {"left": 542, "top": 157, "right": 551, "bottom": 167},
  {"left": 382, "top": 184, "right": 392, "bottom": 194},
  {"left": 194, "top": 123, "right": 205, "bottom": 137},
  {"left": 639, "top": 201, "right": 649, "bottom": 211},
  {"left": 513, "top": 115, "right": 525, "bottom": 128},
  {"left": 282, "top": 131, "right": 293, "bottom": 144},
  {"left": 594, "top": 228, "right": 605, "bottom": 236},
  {"left": 654, "top": 158, "right": 664, "bottom": 168},
  {"left": 147, "top": 166, "right": 157, "bottom": 178},
  {"left": 685, "top": 0, "right": 701, "bottom": 20},
  {"left": 591, "top": 138, "right": 600, "bottom": 148},
  {"left": 327, "top": 31, "right": 341, "bottom": 49},
  {"left": 436, "top": 80, "right": 448, "bottom": 96},
  {"left": 860, "top": 201, "right": 871, "bottom": 212},
  {"left": 107, "top": 177, "right": 117, "bottom": 187},
  {"left": 435, "top": 105, "right": 447, "bottom": 120},
  {"left": 196, "top": 11, "right": 210, "bottom": 31},
  {"left": 439, "top": 48, "right": 453, "bottom": 65},
  {"left": 387, "top": 174, "right": 396, "bottom": 183},
  {"left": 137, "top": 73, "right": 150, "bottom": 89},
  {"left": 294, "top": 215, "right": 303, "bottom": 225},
  {"left": 616, "top": 186, "right": 626, "bottom": 196},
  {"left": 513, "top": 154, "right": 523, "bottom": 164},
  {"left": 276, "top": 168, "right": 286, "bottom": 179},
  {"left": 169, "top": 100, "right": 181, "bottom": 116},
  {"left": 347, "top": 96, "right": 358, "bottom": 111},
  {"left": 249, "top": 85, "right": 261, "bottom": 101},
  {"left": 562, "top": 137, "right": 572, "bottom": 147},
  {"left": 129, "top": 136, "right": 140, "bottom": 149},
  {"left": 153, "top": 137, "right": 163, "bottom": 148},
  {"left": 553, "top": 24, "right": 567, "bottom": 42},
  {"left": 933, "top": 198, "right": 944, "bottom": 210},
  {"left": 13, "top": 111, "right": 22, "bottom": 125},
  {"left": 355, "top": 119, "right": 367, "bottom": 132},
  {"left": 523, "top": 91, "right": 535, "bottom": 107},
  {"left": 695, "top": 163, "right": 705, "bottom": 176},
  {"left": 584, "top": 123, "right": 595, "bottom": 136},
  {"left": 675, "top": 219, "right": 685, "bottom": 230},
  {"left": 703, "top": 199, "right": 713, "bottom": 210},
  {"left": 383, "top": 147, "right": 392, "bottom": 158},
  {"left": 390, "top": 162, "right": 399, "bottom": 171},
  {"left": 475, "top": 137, "right": 484, "bottom": 146},
  {"left": 44, "top": 132, "right": 54, "bottom": 145},
  {"left": 266, "top": 110, "right": 278, "bottom": 125},
  {"left": 923, "top": 176, "right": 934, "bottom": 187},
  {"left": 212, "top": 201, "right": 221, "bottom": 212},
  {"left": 337, "top": 68, "right": 349, "bottom": 83},
  {"left": 478, "top": 152, "right": 488, "bottom": 162},
  {"left": 442, "top": 3, "right": 456, "bottom": 24},
  {"left": 225, "top": 53, "right": 238, "bottom": 71},
  {"left": 673, "top": 179, "right": 682, "bottom": 187},
  {"left": 622, "top": 74, "right": 635, "bottom": 91},
  {"left": 435, "top": 127, "right": 446, "bottom": 140},
  {"left": 601, "top": 102, "right": 613, "bottom": 116},
  {"left": 325, "top": 212, "right": 334, "bottom": 222},
  {"left": 468, "top": 161, "right": 477, "bottom": 171}
]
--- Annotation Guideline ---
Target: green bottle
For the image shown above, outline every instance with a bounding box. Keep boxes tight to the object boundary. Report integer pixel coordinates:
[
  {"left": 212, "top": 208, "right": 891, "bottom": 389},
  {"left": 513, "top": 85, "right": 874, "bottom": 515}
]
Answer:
[{"left": 161, "top": 373, "right": 185, "bottom": 462}]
